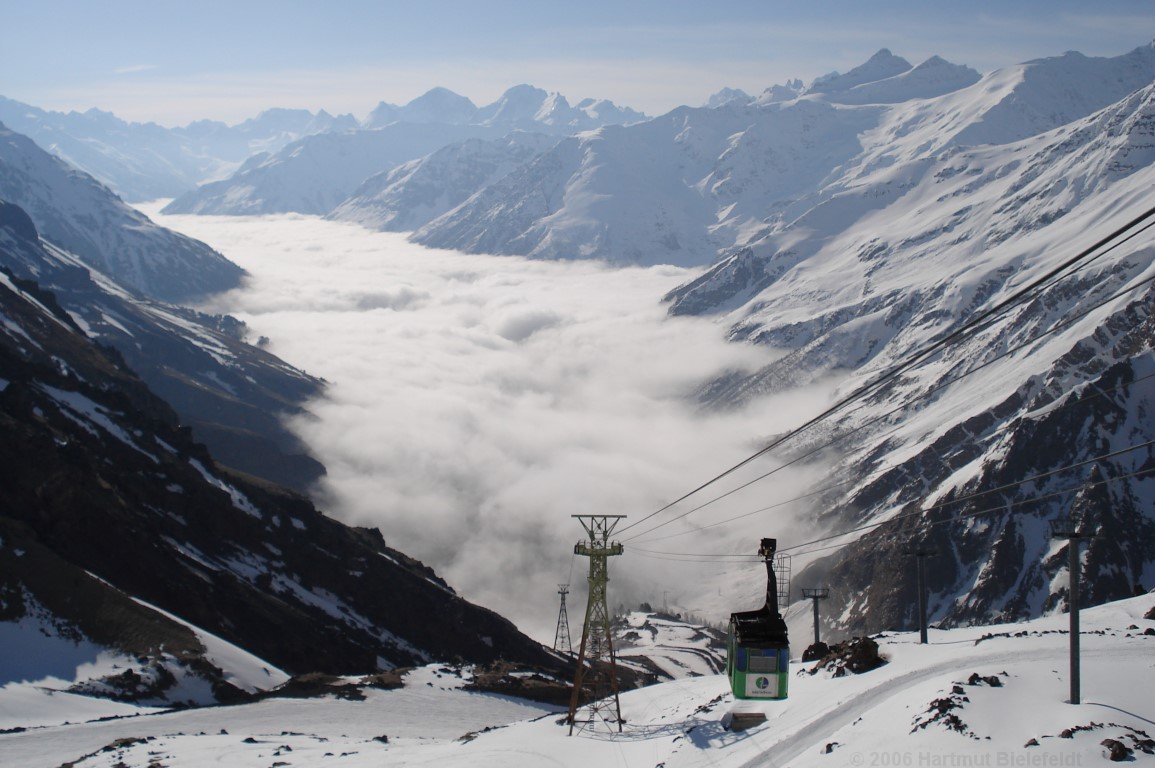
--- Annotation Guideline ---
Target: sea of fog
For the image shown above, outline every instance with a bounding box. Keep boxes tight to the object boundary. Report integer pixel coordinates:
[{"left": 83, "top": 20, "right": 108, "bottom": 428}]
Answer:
[{"left": 143, "top": 205, "right": 832, "bottom": 642}]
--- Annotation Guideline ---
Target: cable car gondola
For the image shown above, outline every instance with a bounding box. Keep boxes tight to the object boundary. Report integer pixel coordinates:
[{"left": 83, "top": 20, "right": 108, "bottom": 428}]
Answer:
[{"left": 727, "top": 537, "right": 790, "bottom": 700}]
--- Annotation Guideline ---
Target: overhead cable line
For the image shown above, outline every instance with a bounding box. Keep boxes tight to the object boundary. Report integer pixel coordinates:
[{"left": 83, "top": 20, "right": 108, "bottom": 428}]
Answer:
[
  {"left": 786, "top": 463, "right": 1155, "bottom": 558},
  {"left": 625, "top": 268, "right": 1155, "bottom": 543},
  {"left": 631, "top": 367, "right": 1155, "bottom": 545},
  {"left": 632, "top": 437, "right": 1155, "bottom": 559},
  {"left": 618, "top": 204, "right": 1155, "bottom": 539},
  {"left": 633, "top": 463, "right": 1154, "bottom": 565}
]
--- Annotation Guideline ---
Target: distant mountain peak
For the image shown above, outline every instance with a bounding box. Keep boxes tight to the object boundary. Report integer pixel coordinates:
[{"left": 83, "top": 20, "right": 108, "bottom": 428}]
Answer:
[
  {"left": 753, "top": 80, "right": 805, "bottom": 105},
  {"left": 808, "top": 48, "right": 913, "bottom": 93},
  {"left": 705, "top": 87, "right": 752, "bottom": 108}
]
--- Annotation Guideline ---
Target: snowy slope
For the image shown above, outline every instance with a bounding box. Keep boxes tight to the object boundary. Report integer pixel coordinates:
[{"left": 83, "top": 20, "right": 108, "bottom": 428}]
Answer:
[
  {"left": 826, "top": 55, "right": 981, "bottom": 105},
  {"left": 162, "top": 123, "right": 504, "bottom": 216},
  {"left": 6, "top": 594, "right": 1151, "bottom": 767},
  {"left": 0, "top": 123, "right": 244, "bottom": 302},
  {"left": 615, "top": 611, "right": 727, "bottom": 679},
  {"left": 652, "top": 70, "right": 1155, "bottom": 636},
  {"left": 0, "top": 587, "right": 288, "bottom": 729},
  {"left": 328, "top": 132, "right": 558, "bottom": 231}
]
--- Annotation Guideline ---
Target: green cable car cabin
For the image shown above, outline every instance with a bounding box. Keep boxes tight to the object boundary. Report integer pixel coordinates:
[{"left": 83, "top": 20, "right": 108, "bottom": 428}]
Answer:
[{"left": 727, "top": 537, "right": 790, "bottom": 700}]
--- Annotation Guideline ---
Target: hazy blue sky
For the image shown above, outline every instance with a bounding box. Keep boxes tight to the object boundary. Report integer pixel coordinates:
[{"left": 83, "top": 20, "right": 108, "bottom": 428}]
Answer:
[{"left": 4, "top": 0, "right": 1155, "bottom": 125}]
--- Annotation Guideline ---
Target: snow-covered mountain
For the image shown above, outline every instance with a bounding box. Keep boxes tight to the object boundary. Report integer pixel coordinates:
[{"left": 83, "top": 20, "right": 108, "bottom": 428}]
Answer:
[
  {"left": 635, "top": 50, "right": 1155, "bottom": 637},
  {"left": 704, "top": 87, "right": 753, "bottom": 108},
  {"left": 0, "top": 200, "right": 323, "bottom": 491},
  {"left": 328, "top": 132, "right": 558, "bottom": 232},
  {"left": 410, "top": 95, "right": 880, "bottom": 266},
  {"left": 474, "top": 84, "right": 647, "bottom": 134},
  {"left": 413, "top": 46, "right": 1155, "bottom": 272},
  {"left": 162, "top": 123, "right": 506, "bottom": 216},
  {"left": 823, "top": 54, "right": 980, "bottom": 105},
  {"left": 753, "top": 78, "right": 805, "bottom": 105},
  {"left": 0, "top": 97, "right": 354, "bottom": 201},
  {"left": 365, "top": 85, "right": 647, "bottom": 135},
  {"left": 805, "top": 48, "right": 914, "bottom": 94},
  {"left": 364, "top": 87, "right": 481, "bottom": 127},
  {"left": 0, "top": 123, "right": 244, "bottom": 302},
  {"left": 169, "top": 85, "right": 648, "bottom": 218}
]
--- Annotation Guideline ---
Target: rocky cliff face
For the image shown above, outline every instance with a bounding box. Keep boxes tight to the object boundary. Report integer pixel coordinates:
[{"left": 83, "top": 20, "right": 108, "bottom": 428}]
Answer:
[
  {"left": 0, "top": 200, "right": 324, "bottom": 492},
  {"left": 0, "top": 253, "right": 559, "bottom": 678}
]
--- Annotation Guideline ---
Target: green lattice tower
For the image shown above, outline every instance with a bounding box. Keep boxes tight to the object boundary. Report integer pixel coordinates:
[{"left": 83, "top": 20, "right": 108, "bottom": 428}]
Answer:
[
  {"left": 566, "top": 514, "right": 625, "bottom": 735},
  {"left": 553, "top": 584, "right": 573, "bottom": 655}
]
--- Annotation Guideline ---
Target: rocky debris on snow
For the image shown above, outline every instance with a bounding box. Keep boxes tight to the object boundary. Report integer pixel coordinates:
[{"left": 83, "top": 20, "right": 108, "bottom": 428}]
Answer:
[
  {"left": 262, "top": 670, "right": 405, "bottom": 701},
  {"left": 910, "top": 671, "right": 1006, "bottom": 739},
  {"left": 1029, "top": 722, "right": 1155, "bottom": 758},
  {"left": 802, "top": 641, "right": 830, "bottom": 661},
  {"left": 68, "top": 664, "right": 177, "bottom": 702},
  {"left": 1144, "top": 604, "right": 1155, "bottom": 620},
  {"left": 466, "top": 661, "right": 572, "bottom": 706},
  {"left": 693, "top": 693, "right": 726, "bottom": 715},
  {"left": 804, "top": 637, "right": 887, "bottom": 677},
  {"left": 59, "top": 736, "right": 155, "bottom": 767},
  {"left": 1101, "top": 738, "right": 1133, "bottom": 761},
  {"left": 974, "top": 629, "right": 1071, "bottom": 645},
  {"left": 459, "top": 724, "right": 508, "bottom": 743}
]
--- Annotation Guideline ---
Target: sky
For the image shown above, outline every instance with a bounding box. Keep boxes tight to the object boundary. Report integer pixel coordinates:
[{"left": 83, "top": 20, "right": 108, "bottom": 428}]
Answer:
[{"left": 5, "top": 1, "right": 1155, "bottom": 125}]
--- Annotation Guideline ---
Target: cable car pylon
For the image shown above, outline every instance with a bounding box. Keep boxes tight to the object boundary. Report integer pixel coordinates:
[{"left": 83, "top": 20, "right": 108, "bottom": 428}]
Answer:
[
  {"left": 566, "top": 514, "right": 625, "bottom": 735},
  {"left": 553, "top": 584, "right": 573, "bottom": 655}
]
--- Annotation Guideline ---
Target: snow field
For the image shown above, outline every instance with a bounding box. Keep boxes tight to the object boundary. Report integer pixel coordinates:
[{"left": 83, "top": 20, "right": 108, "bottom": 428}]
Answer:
[{"left": 3, "top": 595, "right": 1150, "bottom": 767}]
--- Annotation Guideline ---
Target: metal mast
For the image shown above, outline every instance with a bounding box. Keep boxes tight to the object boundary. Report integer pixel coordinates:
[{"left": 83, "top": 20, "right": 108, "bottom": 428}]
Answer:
[
  {"left": 566, "top": 515, "right": 625, "bottom": 735},
  {"left": 553, "top": 584, "right": 573, "bottom": 655},
  {"left": 902, "top": 547, "right": 938, "bottom": 644},
  {"left": 1051, "top": 514, "right": 1093, "bottom": 705},
  {"left": 801, "top": 587, "right": 830, "bottom": 646}
]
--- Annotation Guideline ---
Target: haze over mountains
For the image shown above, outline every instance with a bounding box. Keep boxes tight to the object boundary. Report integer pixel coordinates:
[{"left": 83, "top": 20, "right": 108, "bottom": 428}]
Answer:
[{"left": 1, "top": 39, "right": 1155, "bottom": 754}]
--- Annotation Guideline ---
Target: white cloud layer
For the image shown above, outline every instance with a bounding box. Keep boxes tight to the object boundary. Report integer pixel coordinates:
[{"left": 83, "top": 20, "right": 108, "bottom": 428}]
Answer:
[{"left": 149, "top": 208, "right": 835, "bottom": 642}]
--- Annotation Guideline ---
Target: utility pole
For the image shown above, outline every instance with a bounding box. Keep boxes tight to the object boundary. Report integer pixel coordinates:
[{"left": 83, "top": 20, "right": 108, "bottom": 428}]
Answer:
[
  {"left": 554, "top": 584, "right": 573, "bottom": 656},
  {"left": 567, "top": 515, "right": 625, "bottom": 735},
  {"left": 902, "top": 547, "right": 937, "bottom": 644},
  {"left": 1051, "top": 515, "right": 1093, "bottom": 705},
  {"left": 801, "top": 588, "right": 830, "bottom": 646}
]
